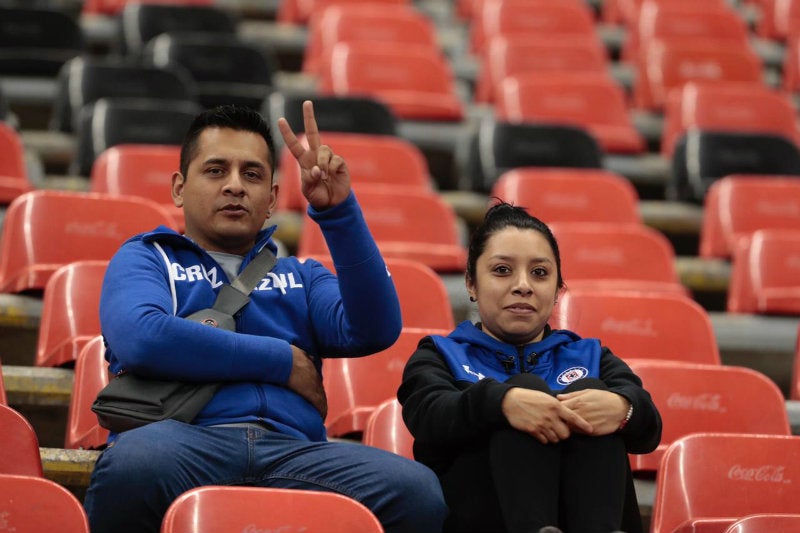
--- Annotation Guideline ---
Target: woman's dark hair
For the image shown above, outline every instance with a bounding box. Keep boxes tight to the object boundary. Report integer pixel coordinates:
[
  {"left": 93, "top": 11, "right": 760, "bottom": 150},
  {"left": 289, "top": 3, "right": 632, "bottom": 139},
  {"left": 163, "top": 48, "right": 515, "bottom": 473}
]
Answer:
[
  {"left": 467, "top": 200, "right": 564, "bottom": 289},
  {"left": 179, "top": 104, "right": 276, "bottom": 178}
]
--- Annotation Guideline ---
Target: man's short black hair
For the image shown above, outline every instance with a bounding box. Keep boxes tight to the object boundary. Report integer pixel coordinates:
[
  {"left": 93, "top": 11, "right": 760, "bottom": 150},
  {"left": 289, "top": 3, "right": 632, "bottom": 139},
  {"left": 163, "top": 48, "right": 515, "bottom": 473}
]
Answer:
[{"left": 179, "top": 105, "right": 276, "bottom": 179}]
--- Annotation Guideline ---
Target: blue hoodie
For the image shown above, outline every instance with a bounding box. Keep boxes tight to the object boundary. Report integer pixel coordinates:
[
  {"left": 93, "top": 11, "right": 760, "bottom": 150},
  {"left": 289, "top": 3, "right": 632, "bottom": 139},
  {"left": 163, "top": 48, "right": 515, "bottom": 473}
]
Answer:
[{"left": 99, "top": 192, "right": 401, "bottom": 442}]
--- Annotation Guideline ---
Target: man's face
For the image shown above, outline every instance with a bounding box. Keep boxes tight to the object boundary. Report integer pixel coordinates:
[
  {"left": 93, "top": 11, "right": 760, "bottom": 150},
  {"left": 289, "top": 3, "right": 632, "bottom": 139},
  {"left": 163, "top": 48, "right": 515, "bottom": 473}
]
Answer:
[{"left": 172, "top": 127, "right": 278, "bottom": 255}]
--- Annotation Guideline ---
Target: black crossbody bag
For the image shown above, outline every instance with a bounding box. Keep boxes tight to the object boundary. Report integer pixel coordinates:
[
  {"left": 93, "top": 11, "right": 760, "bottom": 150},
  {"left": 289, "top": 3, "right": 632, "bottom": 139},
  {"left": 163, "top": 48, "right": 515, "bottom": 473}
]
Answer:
[{"left": 91, "top": 246, "right": 277, "bottom": 433}]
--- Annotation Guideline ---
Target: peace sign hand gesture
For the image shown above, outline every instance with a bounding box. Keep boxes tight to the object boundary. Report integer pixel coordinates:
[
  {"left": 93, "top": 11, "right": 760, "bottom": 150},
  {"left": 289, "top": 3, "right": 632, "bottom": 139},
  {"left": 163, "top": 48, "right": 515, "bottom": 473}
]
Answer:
[{"left": 277, "top": 100, "right": 351, "bottom": 211}]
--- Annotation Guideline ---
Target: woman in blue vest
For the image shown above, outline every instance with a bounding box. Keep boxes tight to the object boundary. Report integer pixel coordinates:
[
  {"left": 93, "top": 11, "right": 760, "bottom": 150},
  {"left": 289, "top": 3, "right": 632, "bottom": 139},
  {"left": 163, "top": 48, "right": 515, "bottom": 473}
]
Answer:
[{"left": 398, "top": 202, "right": 662, "bottom": 533}]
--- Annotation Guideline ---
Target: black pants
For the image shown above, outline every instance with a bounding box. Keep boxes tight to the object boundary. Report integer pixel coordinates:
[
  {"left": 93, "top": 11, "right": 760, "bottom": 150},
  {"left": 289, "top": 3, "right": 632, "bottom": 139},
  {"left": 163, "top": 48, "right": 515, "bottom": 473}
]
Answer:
[{"left": 439, "top": 375, "right": 637, "bottom": 533}]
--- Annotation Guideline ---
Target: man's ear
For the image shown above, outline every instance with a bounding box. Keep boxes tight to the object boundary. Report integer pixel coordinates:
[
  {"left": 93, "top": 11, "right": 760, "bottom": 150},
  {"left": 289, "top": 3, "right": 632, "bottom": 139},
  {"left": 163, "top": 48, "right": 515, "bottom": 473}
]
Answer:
[
  {"left": 171, "top": 172, "right": 185, "bottom": 208},
  {"left": 267, "top": 182, "right": 279, "bottom": 217}
]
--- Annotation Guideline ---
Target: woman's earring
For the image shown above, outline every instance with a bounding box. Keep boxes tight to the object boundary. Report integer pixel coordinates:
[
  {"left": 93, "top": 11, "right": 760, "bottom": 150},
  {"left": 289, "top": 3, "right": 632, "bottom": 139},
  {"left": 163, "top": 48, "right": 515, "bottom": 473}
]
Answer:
[{"left": 469, "top": 296, "right": 477, "bottom": 302}]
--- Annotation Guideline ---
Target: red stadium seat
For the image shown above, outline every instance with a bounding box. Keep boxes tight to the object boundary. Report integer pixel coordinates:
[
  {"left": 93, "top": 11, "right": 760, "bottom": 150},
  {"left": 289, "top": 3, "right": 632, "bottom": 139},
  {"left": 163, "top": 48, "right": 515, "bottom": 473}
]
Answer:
[
  {"left": 651, "top": 433, "right": 800, "bottom": 533},
  {"left": 490, "top": 168, "right": 641, "bottom": 225},
  {"left": 0, "top": 121, "right": 33, "bottom": 204},
  {"left": 36, "top": 260, "right": 107, "bottom": 368},
  {"left": 323, "top": 327, "right": 449, "bottom": 438},
  {"left": 548, "top": 222, "right": 688, "bottom": 295},
  {"left": 0, "top": 361, "right": 6, "bottom": 405},
  {"left": 90, "top": 144, "right": 184, "bottom": 231},
  {"left": 634, "top": 39, "right": 763, "bottom": 112},
  {"left": 495, "top": 72, "right": 646, "bottom": 154},
  {"left": 0, "top": 191, "right": 175, "bottom": 293},
  {"left": 793, "top": 326, "right": 800, "bottom": 401},
  {"left": 552, "top": 288, "right": 720, "bottom": 364},
  {"left": 727, "top": 229, "right": 800, "bottom": 314},
  {"left": 0, "top": 404, "right": 43, "bottom": 476},
  {"left": 298, "top": 187, "right": 467, "bottom": 273},
  {"left": 723, "top": 513, "right": 800, "bottom": 533},
  {"left": 276, "top": 132, "right": 434, "bottom": 212},
  {"left": 65, "top": 335, "right": 110, "bottom": 450},
  {"left": 628, "top": 361, "right": 790, "bottom": 472},
  {"left": 277, "top": 0, "right": 408, "bottom": 26},
  {"left": 699, "top": 176, "right": 800, "bottom": 260},
  {"left": 475, "top": 34, "right": 608, "bottom": 104},
  {"left": 661, "top": 82, "right": 800, "bottom": 158},
  {"left": 162, "top": 486, "right": 384, "bottom": 533},
  {"left": 317, "top": 42, "right": 463, "bottom": 121},
  {"left": 363, "top": 398, "right": 413, "bottom": 460},
  {"left": 0, "top": 473, "right": 89, "bottom": 532}
]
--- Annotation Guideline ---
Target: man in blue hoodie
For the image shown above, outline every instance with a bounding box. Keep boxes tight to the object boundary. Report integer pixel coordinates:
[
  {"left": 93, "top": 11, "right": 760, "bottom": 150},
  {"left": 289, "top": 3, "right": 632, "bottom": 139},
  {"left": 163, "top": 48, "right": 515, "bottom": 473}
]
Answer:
[{"left": 83, "top": 102, "right": 447, "bottom": 533}]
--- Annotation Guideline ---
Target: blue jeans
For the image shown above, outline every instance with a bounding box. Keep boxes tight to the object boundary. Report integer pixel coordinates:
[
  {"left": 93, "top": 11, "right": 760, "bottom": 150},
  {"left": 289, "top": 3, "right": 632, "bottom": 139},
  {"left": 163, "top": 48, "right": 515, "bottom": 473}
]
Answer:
[{"left": 84, "top": 420, "right": 447, "bottom": 533}]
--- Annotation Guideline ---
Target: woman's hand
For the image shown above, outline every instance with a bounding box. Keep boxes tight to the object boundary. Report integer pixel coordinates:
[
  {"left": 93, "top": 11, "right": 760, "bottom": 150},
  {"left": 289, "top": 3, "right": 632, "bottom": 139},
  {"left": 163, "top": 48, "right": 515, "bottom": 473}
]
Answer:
[
  {"left": 277, "top": 100, "right": 351, "bottom": 210},
  {"left": 501, "top": 388, "right": 593, "bottom": 444},
  {"left": 557, "top": 389, "right": 630, "bottom": 436}
]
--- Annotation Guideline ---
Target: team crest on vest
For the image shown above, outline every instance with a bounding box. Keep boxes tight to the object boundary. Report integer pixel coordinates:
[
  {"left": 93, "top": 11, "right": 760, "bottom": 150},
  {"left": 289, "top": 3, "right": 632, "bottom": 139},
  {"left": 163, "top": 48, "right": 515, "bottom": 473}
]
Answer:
[{"left": 557, "top": 366, "right": 589, "bottom": 385}]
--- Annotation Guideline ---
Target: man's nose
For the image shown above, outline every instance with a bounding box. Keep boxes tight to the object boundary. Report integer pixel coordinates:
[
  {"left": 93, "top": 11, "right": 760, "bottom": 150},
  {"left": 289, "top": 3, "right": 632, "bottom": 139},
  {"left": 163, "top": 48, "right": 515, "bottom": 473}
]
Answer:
[{"left": 223, "top": 171, "right": 245, "bottom": 194}]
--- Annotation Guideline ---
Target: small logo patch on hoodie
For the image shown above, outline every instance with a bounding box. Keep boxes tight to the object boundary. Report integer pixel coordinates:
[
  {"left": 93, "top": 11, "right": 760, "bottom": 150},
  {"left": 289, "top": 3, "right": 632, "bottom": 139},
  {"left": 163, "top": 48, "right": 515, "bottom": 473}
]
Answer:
[{"left": 557, "top": 366, "right": 588, "bottom": 385}]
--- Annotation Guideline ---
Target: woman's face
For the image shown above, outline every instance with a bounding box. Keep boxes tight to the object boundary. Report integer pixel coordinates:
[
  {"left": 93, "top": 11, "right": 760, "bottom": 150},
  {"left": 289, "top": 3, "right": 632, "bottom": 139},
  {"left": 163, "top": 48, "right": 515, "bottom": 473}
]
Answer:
[{"left": 467, "top": 227, "right": 560, "bottom": 345}]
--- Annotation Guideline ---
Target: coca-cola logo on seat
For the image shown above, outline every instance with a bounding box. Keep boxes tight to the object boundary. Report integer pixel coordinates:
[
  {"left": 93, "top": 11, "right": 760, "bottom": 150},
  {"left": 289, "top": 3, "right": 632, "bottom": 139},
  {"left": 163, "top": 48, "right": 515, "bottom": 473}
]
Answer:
[{"left": 727, "top": 464, "right": 790, "bottom": 483}]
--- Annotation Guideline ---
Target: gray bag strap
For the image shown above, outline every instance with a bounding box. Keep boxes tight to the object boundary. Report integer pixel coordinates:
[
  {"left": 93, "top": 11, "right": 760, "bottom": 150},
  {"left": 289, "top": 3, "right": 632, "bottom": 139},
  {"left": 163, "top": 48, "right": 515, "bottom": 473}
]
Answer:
[{"left": 211, "top": 246, "right": 277, "bottom": 316}]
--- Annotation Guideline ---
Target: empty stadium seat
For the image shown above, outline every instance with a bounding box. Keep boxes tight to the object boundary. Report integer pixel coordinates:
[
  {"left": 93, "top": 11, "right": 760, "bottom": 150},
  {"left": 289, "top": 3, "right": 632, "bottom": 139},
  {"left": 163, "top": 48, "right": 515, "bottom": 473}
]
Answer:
[
  {"left": 303, "top": 3, "right": 438, "bottom": 76},
  {"left": 634, "top": 39, "right": 763, "bottom": 112},
  {"left": 143, "top": 32, "right": 275, "bottom": 110},
  {"left": 0, "top": 7, "right": 84, "bottom": 77},
  {"left": 465, "top": 118, "right": 603, "bottom": 193},
  {"left": 552, "top": 288, "right": 720, "bottom": 364},
  {"left": 298, "top": 188, "right": 467, "bottom": 273},
  {"left": 66, "top": 335, "right": 109, "bottom": 450},
  {"left": 162, "top": 486, "right": 384, "bottom": 533},
  {"left": 475, "top": 34, "right": 609, "bottom": 104},
  {"left": 36, "top": 260, "right": 107, "bottom": 368},
  {"left": 277, "top": 0, "right": 409, "bottom": 26},
  {"left": 490, "top": 168, "right": 641, "bottom": 225},
  {"left": 0, "top": 190, "right": 175, "bottom": 294},
  {"left": 793, "top": 326, "right": 800, "bottom": 401},
  {"left": 72, "top": 97, "right": 202, "bottom": 176},
  {"left": 651, "top": 433, "right": 800, "bottom": 533},
  {"left": 782, "top": 32, "right": 800, "bottom": 92},
  {"left": 317, "top": 42, "right": 464, "bottom": 121},
  {"left": 727, "top": 229, "right": 800, "bottom": 314},
  {"left": 363, "top": 398, "right": 413, "bottom": 460},
  {"left": 119, "top": 2, "right": 238, "bottom": 55},
  {"left": 0, "top": 404, "right": 44, "bottom": 477},
  {"left": 324, "top": 327, "right": 449, "bottom": 438},
  {"left": 50, "top": 57, "right": 196, "bottom": 134},
  {"left": 83, "top": 0, "right": 214, "bottom": 17},
  {"left": 699, "top": 176, "right": 800, "bottom": 260},
  {"left": 90, "top": 144, "right": 184, "bottom": 230},
  {"left": 276, "top": 132, "right": 433, "bottom": 212},
  {"left": 0, "top": 121, "right": 33, "bottom": 204},
  {"left": 0, "top": 473, "right": 89, "bottom": 532},
  {"left": 661, "top": 82, "right": 800, "bottom": 158},
  {"left": 549, "top": 222, "right": 687, "bottom": 295},
  {"left": 628, "top": 360, "right": 790, "bottom": 472},
  {"left": 494, "top": 72, "right": 646, "bottom": 154},
  {"left": 723, "top": 513, "right": 800, "bottom": 533},
  {"left": 671, "top": 130, "right": 800, "bottom": 203}
]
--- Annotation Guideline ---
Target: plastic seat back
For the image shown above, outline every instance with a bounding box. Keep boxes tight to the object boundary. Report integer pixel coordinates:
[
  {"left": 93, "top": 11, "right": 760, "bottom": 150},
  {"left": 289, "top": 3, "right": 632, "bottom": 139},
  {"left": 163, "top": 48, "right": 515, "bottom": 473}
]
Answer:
[
  {"left": 661, "top": 82, "right": 800, "bottom": 158},
  {"left": 363, "top": 398, "right": 413, "bottom": 459},
  {"left": 323, "top": 327, "right": 450, "bottom": 437},
  {"left": 549, "top": 222, "right": 686, "bottom": 294},
  {"left": 277, "top": 132, "right": 432, "bottom": 212},
  {"left": 0, "top": 121, "right": 33, "bottom": 204},
  {"left": 727, "top": 229, "right": 800, "bottom": 314},
  {"left": 0, "top": 404, "right": 43, "bottom": 476},
  {"left": 277, "top": 0, "right": 409, "bottom": 26},
  {"left": 634, "top": 39, "right": 763, "bottom": 112},
  {"left": 491, "top": 168, "right": 640, "bottom": 225},
  {"left": 552, "top": 288, "right": 720, "bottom": 364},
  {"left": 793, "top": 326, "right": 800, "bottom": 401},
  {"left": 318, "top": 42, "right": 463, "bottom": 121},
  {"left": 83, "top": 0, "right": 214, "bottom": 16},
  {"left": 162, "top": 486, "right": 384, "bottom": 533},
  {"left": 90, "top": 144, "right": 184, "bottom": 230},
  {"left": 0, "top": 7, "right": 84, "bottom": 77},
  {"left": 66, "top": 335, "right": 110, "bottom": 450},
  {"left": 0, "top": 362, "right": 6, "bottom": 405},
  {"left": 477, "top": 34, "right": 608, "bottom": 103},
  {"left": 495, "top": 72, "right": 646, "bottom": 154},
  {"left": 628, "top": 361, "right": 790, "bottom": 472},
  {"left": 298, "top": 188, "right": 467, "bottom": 273},
  {"left": 651, "top": 433, "right": 800, "bottom": 533},
  {"left": 700, "top": 176, "right": 800, "bottom": 259},
  {"left": 36, "top": 260, "right": 107, "bottom": 368},
  {"left": 0, "top": 473, "right": 89, "bottom": 532},
  {"left": 0, "top": 190, "right": 176, "bottom": 294},
  {"left": 724, "top": 513, "right": 800, "bottom": 533}
]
